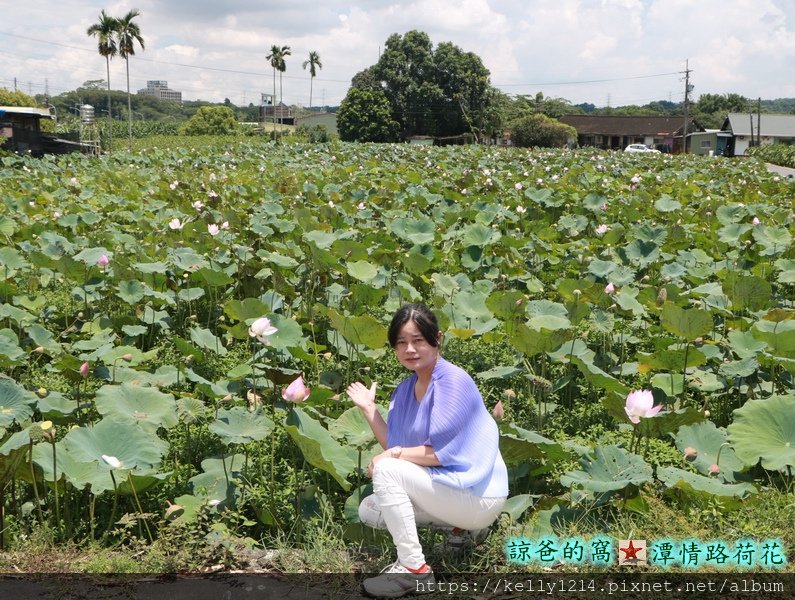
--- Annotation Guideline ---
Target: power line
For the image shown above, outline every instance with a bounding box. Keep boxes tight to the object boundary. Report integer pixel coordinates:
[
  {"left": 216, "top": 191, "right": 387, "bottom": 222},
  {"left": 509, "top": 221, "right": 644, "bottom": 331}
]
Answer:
[{"left": 493, "top": 71, "right": 681, "bottom": 88}]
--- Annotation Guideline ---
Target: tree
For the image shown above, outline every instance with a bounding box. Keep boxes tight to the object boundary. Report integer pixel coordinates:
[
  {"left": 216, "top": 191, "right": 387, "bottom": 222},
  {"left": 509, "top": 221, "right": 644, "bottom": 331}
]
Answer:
[
  {"left": 337, "top": 87, "right": 399, "bottom": 142},
  {"left": 115, "top": 9, "right": 145, "bottom": 148},
  {"left": 302, "top": 50, "right": 322, "bottom": 110},
  {"left": 510, "top": 114, "right": 576, "bottom": 148},
  {"left": 180, "top": 106, "right": 238, "bottom": 135},
  {"left": 0, "top": 88, "right": 38, "bottom": 106},
  {"left": 87, "top": 10, "right": 118, "bottom": 151},
  {"left": 360, "top": 30, "right": 498, "bottom": 140},
  {"left": 267, "top": 44, "right": 290, "bottom": 125}
]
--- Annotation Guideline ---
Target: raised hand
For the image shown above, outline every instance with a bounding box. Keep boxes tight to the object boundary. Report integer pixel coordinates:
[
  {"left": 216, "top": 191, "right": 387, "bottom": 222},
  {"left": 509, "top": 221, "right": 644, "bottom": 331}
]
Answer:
[{"left": 346, "top": 381, "right": 377, "bottom": 412}]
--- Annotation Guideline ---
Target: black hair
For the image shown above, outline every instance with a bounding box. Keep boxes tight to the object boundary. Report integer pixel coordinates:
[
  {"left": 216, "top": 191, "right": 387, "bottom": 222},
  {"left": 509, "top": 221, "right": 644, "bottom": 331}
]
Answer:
[{"left": 388, "top": 303, "right": 441, "bottom": 348}]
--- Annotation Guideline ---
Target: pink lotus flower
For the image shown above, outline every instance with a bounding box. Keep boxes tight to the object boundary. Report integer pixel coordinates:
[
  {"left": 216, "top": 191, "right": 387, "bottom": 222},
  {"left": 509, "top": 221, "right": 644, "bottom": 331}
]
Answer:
[
  {"left": 492, "top": 399, "right": 504, "bottom": 421},
  {"left": 248, "top": 317, "right": 278, "bottom": 344},
  {"left": 604, "top": 282, "right": 615, "bottom": 294},
  {"left": 220, "top": 221, "right": 229, "bottom": 230},
  {"left": 79, "top": 361, "right": 90, "bottom": 378},
  {"left": 357, "top": 202, "right": 366, "bottom": 210},
  {"left": 595, "top": 224, "right": 609, "bottom": 235},
  {"left": 624, "top": 389, "right": 661, "bottom": 424},
  {"left": 752, "top": 216, "right": 761, "bottom": 226},
  {"left": 192, "top": 200, "right": 204, "bottom": 210},
  {"left": 282, "top": 376, "right": 310, "bottom": 403},
  {"left": 708, "top": 463, "right": 720, "bottom": 475},
  {"left": 600, "top": 202, "right": 608, "bottom": 210},
  {"left": 208, "top": 224, "right": 220, "bottom": 236},
  {"left": 168, "top": 218, "right": 184, "bottom": 230},
  {"left": 97, "top": 254, "right": 109, "bottom": 268}
]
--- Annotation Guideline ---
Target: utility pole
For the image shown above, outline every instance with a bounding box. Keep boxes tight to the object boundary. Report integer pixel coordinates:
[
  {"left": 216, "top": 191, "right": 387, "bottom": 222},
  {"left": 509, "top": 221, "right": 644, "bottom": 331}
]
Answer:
[
  {"left": 757, "top": 97, "right": 762, "bottom": 146},
  {"left": 682, "top": 60, "right": 692, "bottom": 154}
]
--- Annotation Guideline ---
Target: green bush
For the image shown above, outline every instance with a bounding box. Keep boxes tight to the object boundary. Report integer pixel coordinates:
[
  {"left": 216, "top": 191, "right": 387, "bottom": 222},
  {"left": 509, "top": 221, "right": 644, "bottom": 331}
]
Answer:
[
  {"left": 180, "top": 106, "right": 239, "bottom": 136},
  {"left": 749, "top": 143, "right": 795, "bottom": 169},
  {"left": 509, "top": 113, "right": 576, "bottom": 148}
]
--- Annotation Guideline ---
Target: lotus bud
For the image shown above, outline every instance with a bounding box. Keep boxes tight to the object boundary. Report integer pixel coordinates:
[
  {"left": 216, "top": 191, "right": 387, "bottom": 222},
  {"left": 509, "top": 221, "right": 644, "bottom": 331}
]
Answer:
[
  {"left": 684, "top": 447, "right": 698, "bottom": 462},
  {"left": 79, "top": 361, "right": 90, "bottom": 378},
  {"left": 121, "top": 353, "right": 133, "bottom": 362},
  {"left": 184, "top": 354, "right": 194, "bottom": 364},
  {"left": 573, "top": 289, "right": 582, "bottom": 297},
  {"left": 656, "top": 288, "right": 668, "bottom": 307},
  {"left": 77, "top": 312, "right": 84, "bottom": 319},
  {"left": 222, "top": 394, "right": 233, "bottom": 403},
  {"left": 708, "top": 463, "right": 720, "bottom": 475},
  {"left": 693, "top": 337, "right": 703, "bottom": 347},
  {"left": 502, "top": 389, "right": 516, "bottom": 400},
  {"left": 492, "top": 400, "right": 504, "bottom": 421},
  {"left": 704, "top": 410, "right": 711, "bottom": 418},
  {"left": 323, "top": 352, "right": 332, "bottom": 359},
  {"left": 37, "top": 387, "right": 48, "bottom": 397},
  {"left": 32, "top": 346, "right": 44, "bottom": 354}
]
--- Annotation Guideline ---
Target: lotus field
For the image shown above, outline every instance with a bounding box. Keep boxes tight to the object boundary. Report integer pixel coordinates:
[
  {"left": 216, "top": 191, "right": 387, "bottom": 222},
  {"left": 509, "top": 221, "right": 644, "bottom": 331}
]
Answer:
[{"left": 0, "top": 142, "right": 793, "bottom": 565}]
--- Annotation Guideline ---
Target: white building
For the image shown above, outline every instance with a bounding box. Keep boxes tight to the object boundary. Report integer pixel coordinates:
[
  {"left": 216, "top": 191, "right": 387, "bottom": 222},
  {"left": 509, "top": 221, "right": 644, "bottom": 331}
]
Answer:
[
  {"left": 722, "top": 113, "right": 795, "bottom": 156},
  {"left": 137, "top": 81, "right": 182, "bottom": 103}
]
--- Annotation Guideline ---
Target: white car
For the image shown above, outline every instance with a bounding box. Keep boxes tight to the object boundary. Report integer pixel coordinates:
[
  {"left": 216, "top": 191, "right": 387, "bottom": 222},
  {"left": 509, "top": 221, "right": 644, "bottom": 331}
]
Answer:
[{"left": 624, "top": 144, "right": 661, "bottom": 153}]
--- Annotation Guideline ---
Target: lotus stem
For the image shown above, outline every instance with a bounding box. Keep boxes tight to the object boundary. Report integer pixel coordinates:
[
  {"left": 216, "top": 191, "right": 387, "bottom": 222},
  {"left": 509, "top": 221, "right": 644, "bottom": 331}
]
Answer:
[
  {"left": 105, "top": 470, "right": 119, "bottom": 541},
  {"left": 52, "top": 439, "right": 60, "bottom": 535},
  {"left": 127, "top": 472, "right": 153, "bottom": 542},
  {"left": 28, "top": 441, "right": 44, "bottom": 525},
  {"left": 681, "top": 341, "right": 690, "bottom": 405}
]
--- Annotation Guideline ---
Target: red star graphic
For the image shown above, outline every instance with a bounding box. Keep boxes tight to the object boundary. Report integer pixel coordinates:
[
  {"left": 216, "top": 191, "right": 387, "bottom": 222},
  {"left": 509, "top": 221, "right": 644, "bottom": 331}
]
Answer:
[{"left": 620, "top": 540, "right": 642, "bottom": 561}]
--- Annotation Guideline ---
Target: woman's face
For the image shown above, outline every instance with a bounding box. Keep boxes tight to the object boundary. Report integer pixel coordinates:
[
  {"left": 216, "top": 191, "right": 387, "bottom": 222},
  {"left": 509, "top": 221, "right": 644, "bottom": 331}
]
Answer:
[{"left": 393, "top": 319, "right": 439, "bottom": 374}]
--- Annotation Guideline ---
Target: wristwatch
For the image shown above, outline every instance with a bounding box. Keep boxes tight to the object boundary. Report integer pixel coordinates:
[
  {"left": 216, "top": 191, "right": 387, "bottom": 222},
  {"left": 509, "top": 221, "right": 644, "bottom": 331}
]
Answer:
[{"left": 389, "top": 446, "right": 403, "bottom": 459}]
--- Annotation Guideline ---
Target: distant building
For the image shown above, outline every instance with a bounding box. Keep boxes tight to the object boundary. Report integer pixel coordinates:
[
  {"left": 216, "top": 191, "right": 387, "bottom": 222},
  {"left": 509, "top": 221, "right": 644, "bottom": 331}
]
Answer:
[
  {"left": 558, "top": 115, "right": 703, "bottom": 153},
  {"left": 0, "top": 106, "right": 89, "bottom": 156},
  {"left": 721, "top": 113, "right": 795, "bottom": 156},
  {"left": 137, "top": 80, "right": 182, "bottom": 103},
  {"left": 295, "top": 112, "right": 337, "bottom": 135}
]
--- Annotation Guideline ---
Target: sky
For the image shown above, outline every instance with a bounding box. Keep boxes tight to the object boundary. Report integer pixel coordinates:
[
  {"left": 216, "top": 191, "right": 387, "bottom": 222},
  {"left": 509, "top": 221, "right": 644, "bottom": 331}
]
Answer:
[{"left": 1, "top": 0, "right": 794, "bottom": 110}]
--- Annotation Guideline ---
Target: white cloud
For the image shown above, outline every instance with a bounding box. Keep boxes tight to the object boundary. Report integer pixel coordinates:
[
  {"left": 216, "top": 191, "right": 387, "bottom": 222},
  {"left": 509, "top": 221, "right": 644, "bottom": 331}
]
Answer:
[{"left": 1, "top": 0, "right": 792, "bottom": 107}]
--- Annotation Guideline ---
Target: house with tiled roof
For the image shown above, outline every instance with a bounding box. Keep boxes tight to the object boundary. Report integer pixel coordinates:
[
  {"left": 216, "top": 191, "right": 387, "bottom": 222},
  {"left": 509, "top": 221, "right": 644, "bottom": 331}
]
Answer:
[{"left": 559, "top": 115, "right": 703, "bottom": 153}]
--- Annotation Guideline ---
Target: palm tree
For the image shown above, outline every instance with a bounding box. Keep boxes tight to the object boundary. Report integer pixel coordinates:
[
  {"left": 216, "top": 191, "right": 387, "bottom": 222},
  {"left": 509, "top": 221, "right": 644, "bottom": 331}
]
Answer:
[
  {"left": 86, "top": 10, "right": 118, "bottom": 151},
  {"left": 266, "top": 45, "right": 281, "bottom": 133},
  {"left": 302, "top": 51, "right": 322, "bottom": 111},
  {"left": 115, "top": 9, "right": 145, "bottom": 148}
]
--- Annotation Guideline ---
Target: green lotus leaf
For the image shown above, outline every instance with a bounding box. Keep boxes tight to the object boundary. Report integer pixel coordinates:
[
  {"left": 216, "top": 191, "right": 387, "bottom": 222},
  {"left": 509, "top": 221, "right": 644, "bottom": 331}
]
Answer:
[
  {"left": 461, "top": 223, "right": 501, "bottom": 247},
  {"left": 0, "top": 329, "right": 26, "bottom": 367},
  {"left": 329, "top": 405, "right": 387, "bottom": 448},
  {"left": 0, "top": 247, "right": 28, "bottom": 275},
  {"left": 390, "top": 217, "right": 435, "bottom": 245},
  {"left": 672, "top": 421, "right": 745, "bottom": 481},
  {"left": 327, "top": 309, "right": 387, "bottom": 349},
  {"left": 588, "top": 259, "right": 618, "bottom": 278},
  {"left": 117, "top": 280, "right": 146, "bottom": 304},
  {"left": 36, "top": 390, "right": 78, "bottom": 418},
  {"left": 656, "top": 466, "right": 756, "bottom": 499},
  {"left": 560, "top": 445, "right": 653, "bottom": 494},
  {"left": 344, "top": 484, "right": 374, "bottom": 523},
  {"left": 0, "top": 379, "right": 36, "bottom": 427},
  {"left": 509, "top": 323, "right": 572, "bottom": 357},
  {"left": 284, "top": 407, "right": 356, "bottom": 491},
  {"left": 63, "top": 418, "right": 169, "bottom": 473},
  {"left": 173, "top": 337, "right": 205, "bottom": 363},
  {"left": 261, "top": 313, "right": 305, "bottom": 350},
  {"left": 346, "top": 260, "right": 378, "bottom": 282},
  {"left": 499, "top": 424, "right": 569, "bottom": 468},
  {"left": 132, "top": 261, "right": 170, "bottom": 274},
  {"left": 176, "top": 395, "right": 209, "bottom": 424},
  {"left": 613, "top": 287, "right": 646, "bottom": 316},
  {"left": 94, "top": 383, "right": 178, "bottom": 432},
  {"left": 687, "top": 369, "right": 726, "bottom": 393},
  {"left": 193, "top": 267, "right": 234, "bottom": 287},
  {"left": 637, "top": 347, "right": 706, "bottom": 373},
  {"left": 189, "top": 453, "right": 246, "bottom": 505},
  {"left": 636, "top": 406, "right": 703, "bottom": 438},
  {"left": 661, "top": 303, "right": 713, "bottom": 341},
  {"left": 654, "top": 196, "right": 681, "bottom": 212},
  {"left": 572, "top": 356, "right": 629, "bottom": 396},
  {"left": 751, "top": 320, "right": 795, "bottom": 358},
  {"left": 650, "top": 372, "right": 684, "bottom": 397},
  {"left": 476, "top": 365, "right": 523, "bottom": 380},
  {"left": 0, "top": 429, "right": 32, "bottom": 488},
  {"left": 225, "top": 298, "right": 271, "bottom": 323},
  {"left": 209, "top": 407, "right": 274, "bottom": 446},
  {"left": 187, "top": 326, "right": 226, "bottom": 356},
  {"left": 728, "top": 330, "right": 768, "bottom": 359},
  {"left": 72, "top": 247, "right": 111, "bottom": 266},
  {"left": 501, "top": 493, "right": 540, "bottom": 522},
  {"left": 728, "top": 394, "right": 795, "bottom": 471},
  {"left": 753, "top": 225, "right": 792, "bottom": 255},
  {"left": 621, "top": 240, "right": 660, "bottom": 267},
  {"left": 722, "top": 273, "right": 772, "bottom": 312},
  {"left": 719, "top": 356, "right": 759, "bottom": 380}
]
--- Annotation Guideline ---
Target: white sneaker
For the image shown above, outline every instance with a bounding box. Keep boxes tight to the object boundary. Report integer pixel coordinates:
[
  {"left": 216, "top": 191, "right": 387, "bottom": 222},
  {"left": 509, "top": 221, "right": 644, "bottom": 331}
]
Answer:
[
  {"left": 433, "top": 527, "right": 490, "bottom": 554},
  {"left": 363, "top": 560, "right": 435, "bottom": 598}
]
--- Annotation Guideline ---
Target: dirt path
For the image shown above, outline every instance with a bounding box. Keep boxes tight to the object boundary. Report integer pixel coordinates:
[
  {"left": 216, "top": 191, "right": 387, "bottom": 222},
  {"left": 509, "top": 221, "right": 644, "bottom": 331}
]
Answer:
[{"left": 765, "top": 162, "right": 795, "bottom": 178}]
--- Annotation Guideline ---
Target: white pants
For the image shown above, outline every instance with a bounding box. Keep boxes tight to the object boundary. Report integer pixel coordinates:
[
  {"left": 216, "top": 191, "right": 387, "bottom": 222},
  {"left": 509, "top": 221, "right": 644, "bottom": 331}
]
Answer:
[{"left": 359, "top": 457, "right": 506, "bottom": 569}]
